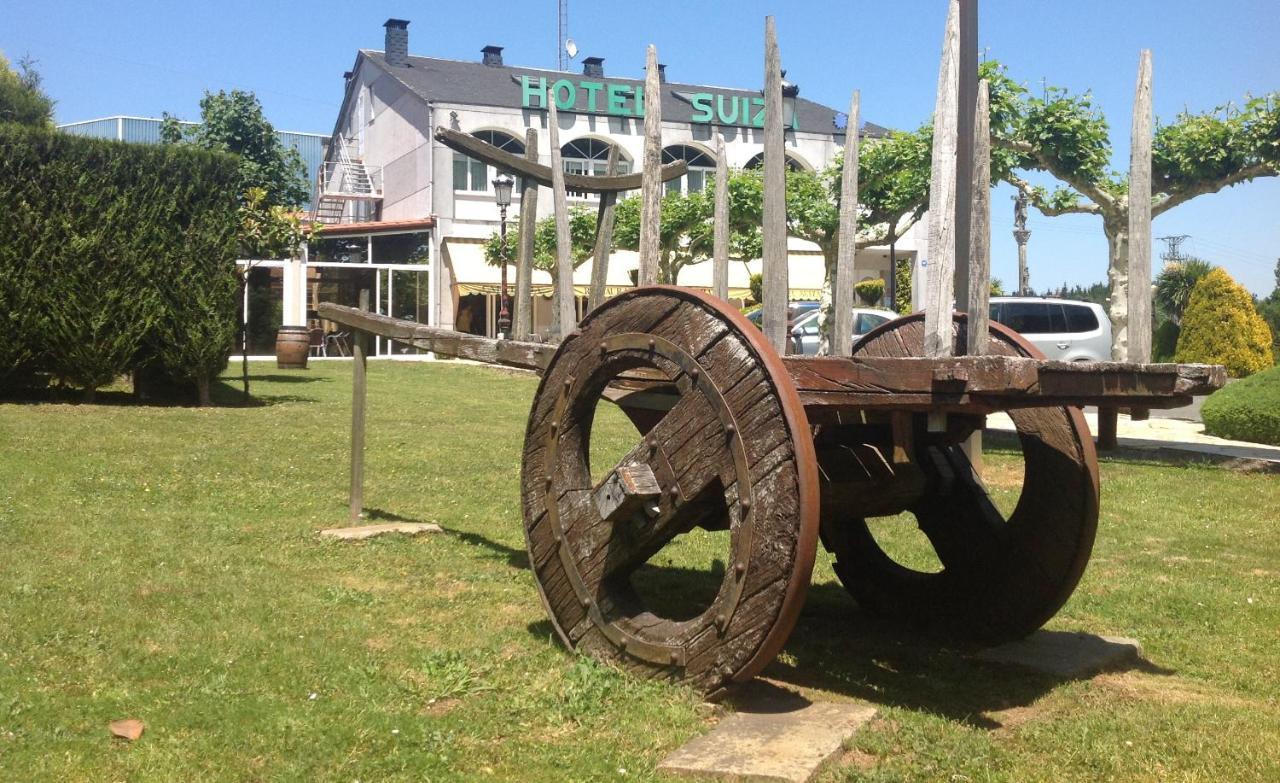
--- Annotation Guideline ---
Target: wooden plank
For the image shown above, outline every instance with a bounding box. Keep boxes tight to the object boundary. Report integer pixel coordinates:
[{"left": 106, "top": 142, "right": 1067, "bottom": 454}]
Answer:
[
  {"left": 712, "top": 134, "right": 730, "bottom": 301},
  {"left": 318, "top": 303, "right": 554, "bottom": 372},
  {"left": 434, "top": 127, "right": 687, "bottom": 193},
  {"left": 546, "top": 90, "right": 577, "bottom": 338},
  {"left": 966, "top": 79, "right": 992, "bottom": 357},
  {"left": 589, "top": 144, "right": 620, "bottom": 310},
  {"left": 1127, "top": 49, "right": 1154, "bottom": 364},
  {"left": 761, "top": 16, "right": 788, "bottom": 355},
  {"left": 349, "top": 289, "right": 369, "bottom": 523},
  {"left": 924, "top": 0, "right": 961, "bottom": 358},
  {"left": 514, "top": 127, "right": 539, "bottom": 340},
  {"left": 832, "top": 90, "right": 861, "bottom": 357},
  {"left": 954, "top": 0, "right": 978, "bottom": 315},
  {"left": 639, "top": 44, "right": 663, "bottom": 286}
]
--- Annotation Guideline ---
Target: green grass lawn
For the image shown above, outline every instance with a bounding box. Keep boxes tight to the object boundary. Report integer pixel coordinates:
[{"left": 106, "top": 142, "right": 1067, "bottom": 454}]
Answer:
[{"left": 2, "top": 361, "right": 1278, "bottom": 782}]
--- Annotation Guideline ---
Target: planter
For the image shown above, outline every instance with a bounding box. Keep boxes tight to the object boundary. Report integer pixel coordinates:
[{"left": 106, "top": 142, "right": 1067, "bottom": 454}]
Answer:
[{"left": 275, "top": 326, "right": 310, "bottom": 369}]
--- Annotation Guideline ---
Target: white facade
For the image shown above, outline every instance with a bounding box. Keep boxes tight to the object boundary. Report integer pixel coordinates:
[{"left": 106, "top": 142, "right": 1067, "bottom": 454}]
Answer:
[{"left": 308, "top": 22, "right": 927, "bottom": 341}]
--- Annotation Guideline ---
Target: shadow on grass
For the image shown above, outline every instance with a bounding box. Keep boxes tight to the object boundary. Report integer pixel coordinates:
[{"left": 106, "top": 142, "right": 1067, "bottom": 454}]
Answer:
[
  {"left": 512, "top": 555, "right": 1173, "bottom": 729},
  {"left": 0, "top": 375, "right": 322, "bottom": 408}
]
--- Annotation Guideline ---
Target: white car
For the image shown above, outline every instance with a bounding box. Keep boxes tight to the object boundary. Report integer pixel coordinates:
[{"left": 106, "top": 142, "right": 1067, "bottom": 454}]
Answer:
[
  {"left": 988, "top": 297, "right": 1111, "bottom": 362},
  {"left": 788, "top": 307, "right": 897, "bottom": 355}
]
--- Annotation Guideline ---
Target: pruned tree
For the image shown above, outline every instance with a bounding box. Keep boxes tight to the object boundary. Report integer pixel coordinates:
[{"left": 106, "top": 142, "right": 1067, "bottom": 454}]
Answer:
[
  {"left": 0, "top": 52, "right": 54, "bottom": 128},
  {"left": 162, "top": 90, "right": 309, "bottom": 209},
  {"left": 987, "top": 62, "right": 1280, "bottom": 358},
  {"left": 483, "top": 204, "right": 597, "bottom": 271}
]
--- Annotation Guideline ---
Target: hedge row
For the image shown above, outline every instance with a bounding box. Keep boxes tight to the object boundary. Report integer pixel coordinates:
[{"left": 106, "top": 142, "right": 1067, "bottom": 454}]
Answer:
[
  {"left": 1202, "top": 365, "right": 1280, "bottom": 446},
  {"left": 0, "top": 124, "right": 240, "bottom": 402}
]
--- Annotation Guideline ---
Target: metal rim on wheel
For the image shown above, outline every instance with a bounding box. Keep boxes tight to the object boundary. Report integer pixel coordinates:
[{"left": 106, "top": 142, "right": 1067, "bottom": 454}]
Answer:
[{"left": 520, "top": 287, "right": 819, "bottom": 691}]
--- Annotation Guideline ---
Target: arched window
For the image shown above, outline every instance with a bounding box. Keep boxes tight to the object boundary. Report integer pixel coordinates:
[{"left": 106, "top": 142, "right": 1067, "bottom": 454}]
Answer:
[
  {"left": 453, "top": 130, "right": 525, "bottom": 193},
  {"left": 561, "top": 138, "right": 631, "bottom": 197},
  {"left": 662, "top": 144, "right": 716, "bottom": 195},
  {"left": 744, "top": 152, "right": 807, "bottom": 172}
]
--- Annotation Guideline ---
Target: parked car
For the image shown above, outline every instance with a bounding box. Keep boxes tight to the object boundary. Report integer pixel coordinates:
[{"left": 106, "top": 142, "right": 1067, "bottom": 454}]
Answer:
[
  {"left": 988, "top": 297, "right": 1111, "bottom": 361},
  {"left": 788, "top": 307, "right": 897, "bottom": 355},
  {"left": 745, "top": 300, "right": 819, "bottom": 330}
]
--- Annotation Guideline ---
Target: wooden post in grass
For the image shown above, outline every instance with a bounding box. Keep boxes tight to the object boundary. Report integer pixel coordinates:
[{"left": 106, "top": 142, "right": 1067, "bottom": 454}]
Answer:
[
  {"left": 924, "top": 0, "right": 961, "bottom": 360},
  {"left": 712, "top": 134, "right": 730, "bottom": 301},
  {"left": 762, "top": 16, "right": 788, "bottom": 355},
  {"left": 639, "top": 44, "right": 663, "bottom": 287},
  {"left": 514, "top": 128, "right": 539, "bottom": 340},
  {"left": 349, "top": 288, "right": 369, "bottom": 523},
  {"left": 1127, "top": 49, "right": 1154, "bottom": 423},
  {"left": 964, "top": 79, "right": 992, "bottom": 473},
  {"left": 589, "top": 144, "right": 620, "bottom": 310},
  {"left": 546, "top": 91, "right": 576, "bottom": 338},
  {"left": 832, "top": 90, "right": 861, "bottom": 357}
]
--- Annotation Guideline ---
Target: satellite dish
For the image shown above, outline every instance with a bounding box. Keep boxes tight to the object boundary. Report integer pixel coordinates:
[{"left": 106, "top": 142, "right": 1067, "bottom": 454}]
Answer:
[{"left": 565, "top": 38, "right": 578, "bottom": 59}]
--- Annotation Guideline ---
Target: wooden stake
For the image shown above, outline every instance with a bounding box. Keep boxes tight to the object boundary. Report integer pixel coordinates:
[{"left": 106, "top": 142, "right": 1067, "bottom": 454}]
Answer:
[
  {"left": 712, "top": 134, "right": 730, "bottom": 301},
  {"left": 546, "top": 90, "right": 576, "bottom": 338},
  {"left": 762, "top": 16, "right": 788, "bottom": 355},
  {"left": 966, "top": 80, "right": 992, "bottom": 357},
  {"left": 589, "top": 144, "right": 620, "bottom": 310},
  {"left": 954, "top": 0, "right": 978, "bottom": 316},
  {"left": 1127, "top": 49, "right": 1154, "bottom": 365},
  {"left": 924, "top": 0, "right": 961, "bottom": 359},
  {"left": 832, "top": 90, "right": 861, "bottom": 357},
  {"left": 514, "top": 127, "right": 539, "bottom": 340},
  {"left": 639, "top": 44, "right": 663, "bottom": 286},
  {"left": 349, "top": 288, "right": 369, "bottom": 523}
]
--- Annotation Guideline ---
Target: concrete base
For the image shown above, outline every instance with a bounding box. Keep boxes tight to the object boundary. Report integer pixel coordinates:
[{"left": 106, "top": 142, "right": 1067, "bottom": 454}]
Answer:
[
  {"left": 658, "top": 687, "right": 876, "bottom": 782},
  {"left": 973, "top": 631, "right": 1142, "bottom": 679},
  {"left": 319, "top": 522, "right": 442, "bottom": 541}
]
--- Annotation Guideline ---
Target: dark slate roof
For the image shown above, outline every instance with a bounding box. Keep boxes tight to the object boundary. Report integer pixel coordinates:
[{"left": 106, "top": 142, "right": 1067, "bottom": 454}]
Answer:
[{"left": 359, "top": 50, "right": 890, "bottom": 138}]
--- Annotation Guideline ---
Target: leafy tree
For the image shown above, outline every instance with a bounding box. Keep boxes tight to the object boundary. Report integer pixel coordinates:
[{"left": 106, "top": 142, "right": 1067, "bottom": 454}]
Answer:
[
  {"left": 1154, "top": 257, "right": 1215, "bottom": 323},
  {"left": 0, "top": 52, "right": 54, "bottom": 128},
  {"left": 162, "top": 90, "right": 308, "bottom": 208},
  {"left": 988, "top": 63, "right": 1279, "bottom": 358},
  {"left": 1174, "top": 268, "right": 1273, "bottom": 376},
  {"left": 482, "top": 204, "right": 597, "bottom": 270}
]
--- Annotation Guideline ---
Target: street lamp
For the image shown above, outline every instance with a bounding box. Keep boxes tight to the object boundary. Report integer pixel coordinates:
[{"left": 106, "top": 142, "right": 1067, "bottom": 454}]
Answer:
[
  {"left": 762, "top": 70, "right": 800, "bottom": 128},
  {"left": 492, "top": 172, "right": 515, "bottom": 338}
]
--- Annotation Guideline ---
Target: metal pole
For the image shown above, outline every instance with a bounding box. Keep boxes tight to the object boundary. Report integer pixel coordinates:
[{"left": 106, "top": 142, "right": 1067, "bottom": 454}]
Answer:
[{"left": 497, "top": 203, "right": 511, "bottom": 337}]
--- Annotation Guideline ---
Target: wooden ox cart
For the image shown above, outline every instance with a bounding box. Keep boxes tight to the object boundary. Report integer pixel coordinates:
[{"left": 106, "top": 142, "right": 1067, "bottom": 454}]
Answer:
[{"left": 319, "top": 289, "right": 1223, "bottom": 693}]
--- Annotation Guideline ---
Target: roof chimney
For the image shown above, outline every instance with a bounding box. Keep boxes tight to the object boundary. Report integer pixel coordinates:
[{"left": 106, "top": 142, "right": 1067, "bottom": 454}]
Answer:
[
  {"left": 383, "top": 19, "right": 410, "bottom": 67},
  {"left": 481, "top": 45, "right": 504, "bottom": 66},
  {"left": 582, "top": 56, "right": 605, "bottom": 78},
  {"left": 657, "top": 63, "right": 667, "bottom": 83}
]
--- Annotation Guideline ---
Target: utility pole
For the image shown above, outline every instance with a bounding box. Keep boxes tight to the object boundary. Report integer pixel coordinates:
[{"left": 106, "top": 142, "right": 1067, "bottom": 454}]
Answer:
[
  {"left": 1012, "top": 192, "right": 1031, "bottom": 294},
  {"left": 1156, "top": 234, "right": 1190, "bottom": 268}
]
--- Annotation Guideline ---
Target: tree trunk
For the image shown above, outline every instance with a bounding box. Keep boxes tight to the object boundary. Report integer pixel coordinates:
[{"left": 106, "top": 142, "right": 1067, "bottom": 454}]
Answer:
[
  {"left": 197, "top": 373, "right": 212, "bottom": 407},
  {"left": 1103, "top": 214, "right": 1129, "bottom": 361},
  {"left": 816, "top": 240, "right": 838, "bottom": 356}
]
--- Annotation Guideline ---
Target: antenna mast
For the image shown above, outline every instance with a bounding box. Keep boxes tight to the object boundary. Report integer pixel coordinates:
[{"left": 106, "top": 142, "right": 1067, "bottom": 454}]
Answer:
[{"left": 557, "top": 0, "right": 569, "bottom": 70}]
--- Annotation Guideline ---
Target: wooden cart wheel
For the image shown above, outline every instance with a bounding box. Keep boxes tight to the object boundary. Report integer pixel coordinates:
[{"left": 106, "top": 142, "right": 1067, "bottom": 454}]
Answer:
[
  {"left": 520, "top": 287, "right": 819, "bottom": 692},
  {"left": 825, "top": 313, "right": 1100, "bottom": 644}
]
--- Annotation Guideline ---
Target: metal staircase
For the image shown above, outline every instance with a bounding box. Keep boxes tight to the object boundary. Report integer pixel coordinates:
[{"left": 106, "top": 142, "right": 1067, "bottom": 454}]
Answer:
[{"left": 311, "top": 138, "right": 384, "bottom": 225}]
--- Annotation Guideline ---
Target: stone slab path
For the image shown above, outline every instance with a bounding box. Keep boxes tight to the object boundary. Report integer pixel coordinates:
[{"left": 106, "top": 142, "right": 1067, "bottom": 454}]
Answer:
[
  {"left": 319, "top": 522, "right": 442, "bottom": 540},
  {"left": 658, "top": 687, "right": 876, "bottom": 782},
  {"left": 973, "top": 630, "right": 1142, "bottom": 679}
]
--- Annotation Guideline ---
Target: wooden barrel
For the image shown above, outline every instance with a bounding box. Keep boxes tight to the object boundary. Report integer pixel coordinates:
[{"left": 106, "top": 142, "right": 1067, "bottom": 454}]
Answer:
[{"left": 275, "top": 326, "right": 310, "bottom": 369}]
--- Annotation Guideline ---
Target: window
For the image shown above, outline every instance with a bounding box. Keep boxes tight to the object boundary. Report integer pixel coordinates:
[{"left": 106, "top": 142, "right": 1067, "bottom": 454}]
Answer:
[
  {"left": 453, "top": 130, "right": 525, "bottom": 193},
  {"left": 744, "top": 152, "right": 806, "bottom": 172},
  {"left": 662, "top": 145, "right": 716, "bottom": 195},
  {"left": 999, "top": 302, "right": 1054, "bottom": 335},
  {"left": 561, "top": 138, "right": 631, "bottom": 197},
  {"left": 855, "top": 312, "right": 891, "bottom": 335},
  {"left": 1063, "top": 304, "right": 1099, "bottom": 333}
]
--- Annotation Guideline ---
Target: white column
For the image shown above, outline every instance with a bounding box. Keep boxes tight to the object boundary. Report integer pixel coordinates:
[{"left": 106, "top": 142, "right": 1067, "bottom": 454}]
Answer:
[{"left": 282, "top": 256, "right": 306, "bottom": 326}]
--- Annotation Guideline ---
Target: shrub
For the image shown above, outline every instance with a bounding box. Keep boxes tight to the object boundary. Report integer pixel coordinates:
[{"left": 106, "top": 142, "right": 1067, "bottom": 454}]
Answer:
[
  {"left": 854, "top": 278, "right": 886, "bottom": 306},
  {"left": 1201, "top": 365, "right": 1280, "bottom": 445},
  {"left": 1153, "top": 318, "right": 1180, "bottom": 362},
  {"left": 0, "top": 124, "right": 239, "bottom": 401},
  {"left": 1174, "top": 268, "right": 1273, "bottom": 377}
]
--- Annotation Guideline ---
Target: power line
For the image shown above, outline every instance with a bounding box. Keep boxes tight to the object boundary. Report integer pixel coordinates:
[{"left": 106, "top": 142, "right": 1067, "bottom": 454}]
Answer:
[{"left": 1156, "top": 234, "right": 1189, "bottom": 266}]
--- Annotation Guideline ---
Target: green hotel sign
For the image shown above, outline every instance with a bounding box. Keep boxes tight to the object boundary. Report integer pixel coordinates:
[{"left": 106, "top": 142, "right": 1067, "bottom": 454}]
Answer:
[{"left": 519, "top": 76, "right": 797, "bottom": 129}]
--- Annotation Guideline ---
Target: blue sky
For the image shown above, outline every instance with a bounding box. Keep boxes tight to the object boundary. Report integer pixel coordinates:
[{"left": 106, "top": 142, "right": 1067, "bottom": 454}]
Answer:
[{"left": 4, "top": 1, "right": 1278, "bottom": 295}]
